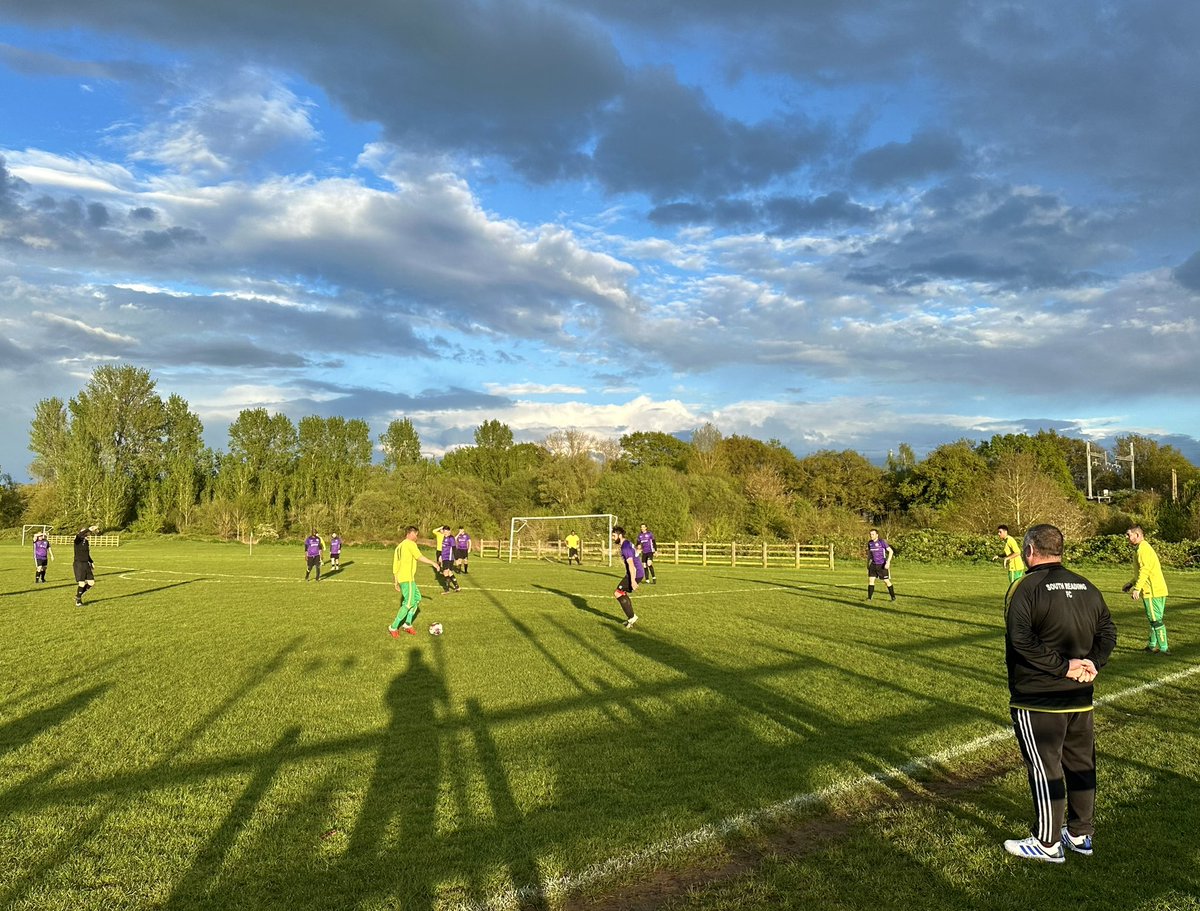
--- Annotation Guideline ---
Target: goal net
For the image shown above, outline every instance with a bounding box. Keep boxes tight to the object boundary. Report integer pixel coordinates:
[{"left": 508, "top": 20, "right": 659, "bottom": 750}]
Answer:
[{"left": 508, "top": 514, "right": 618, "bottom": 565}]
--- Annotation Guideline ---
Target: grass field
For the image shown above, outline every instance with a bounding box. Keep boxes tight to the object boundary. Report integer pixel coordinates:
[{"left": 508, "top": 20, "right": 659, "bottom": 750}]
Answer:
[{"left": 1, "top": 538, "right": 1197, "bottom": 911}]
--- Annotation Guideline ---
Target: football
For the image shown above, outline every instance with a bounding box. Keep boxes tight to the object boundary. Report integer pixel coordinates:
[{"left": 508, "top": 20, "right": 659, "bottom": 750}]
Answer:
[{"left": 429, "top": 622, "right": 444, "bottom": 636}]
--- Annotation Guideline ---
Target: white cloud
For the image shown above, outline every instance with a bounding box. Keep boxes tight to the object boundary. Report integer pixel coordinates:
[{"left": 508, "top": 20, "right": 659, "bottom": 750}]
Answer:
[{"left": 486, "top": 382, "right": 587, "bottom": 395}]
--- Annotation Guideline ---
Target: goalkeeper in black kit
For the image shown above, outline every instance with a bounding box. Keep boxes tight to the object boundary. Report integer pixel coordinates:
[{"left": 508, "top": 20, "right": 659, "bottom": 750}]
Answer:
[{"left": 1002, "top": 524, "right": 1117, "bottom": 864}]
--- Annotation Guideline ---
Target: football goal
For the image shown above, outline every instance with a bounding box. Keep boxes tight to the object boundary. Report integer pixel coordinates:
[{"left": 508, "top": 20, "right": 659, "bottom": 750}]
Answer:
[
  {"left": 508, "top": 514, "right": 618, "bottom": 565},
  {"left": 21, "top": 524, "right": 52, "bottom": 545}
]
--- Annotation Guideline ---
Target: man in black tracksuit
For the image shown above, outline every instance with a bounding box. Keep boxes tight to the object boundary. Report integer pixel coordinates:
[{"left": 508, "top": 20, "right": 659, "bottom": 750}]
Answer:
[{"left": 1002, "top": 523, "right": 1117, "bottom": 863}]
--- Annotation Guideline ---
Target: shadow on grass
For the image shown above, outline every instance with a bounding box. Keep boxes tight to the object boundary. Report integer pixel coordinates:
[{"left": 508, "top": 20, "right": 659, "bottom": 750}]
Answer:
[
  {"left": 0, "top": 684, "right": 109, "bottom": 761},
  {"left": 531, "top": 583, "right": 616, "bottom": 623},
  {"left": 100, "top": 577, "right": 211, "bottom": 602}
]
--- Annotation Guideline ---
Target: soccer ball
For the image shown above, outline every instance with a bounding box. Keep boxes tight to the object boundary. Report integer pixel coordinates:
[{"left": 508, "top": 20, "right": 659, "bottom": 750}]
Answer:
[{"left": 429, "top": 622, "right": 444, "bottom": 636}]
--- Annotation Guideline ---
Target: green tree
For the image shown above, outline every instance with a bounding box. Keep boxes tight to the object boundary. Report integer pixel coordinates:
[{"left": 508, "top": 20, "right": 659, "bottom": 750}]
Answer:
[
  {"left": 0, "top": 469, "right": 25, "bottom": 527},
  {"left": 718, "top": 436, "right": 801, "bottom": 488},
  {"left": 160, "top": 394, "right": 205, "bottom": 532},
  {"left": 689, "top": 422, "right": 725, "bottom": 475},
  {"left": 794, "top": 449, "right": 886, "bottom": 515},
  {"left": 295, "top": 416, "right": 372, "bottom": 530},
  {"left": 225, "top": 408, "right": 298, "bottom": 531},
  {"left": 1112, "top": 434, "right": 1199, "bottom": 499},
  {"left": 28, "top": 397, "right": 69, "bottom": 483},
  {"left": 897, "top": 441, "right": 988, "bottom": 513},
  {"left": 594, "top": 467, "right": 690, "bottom": 540},
  {"left": 536, "top": 454, "right": 600, "bottom": 514},
  {"left": 617, "top": 431, "right": 691, "bottom": 471},
  {"left": 37, "top": 365, "right": 169, "bottom": 528},
  {"left": 379, "top": 418, "right": 422, "bottom": 470},
  {"left": 976, "top": 432, "right": 1078, "bottom": 498}
]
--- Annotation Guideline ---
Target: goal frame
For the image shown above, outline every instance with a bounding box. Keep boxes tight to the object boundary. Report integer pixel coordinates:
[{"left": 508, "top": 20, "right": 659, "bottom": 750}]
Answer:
[
  {"left": 22, "top": 524, "right": 52, "bottom": 546},
  {"left": 508, "top": 514, "right": 617, "bottom": 565}
]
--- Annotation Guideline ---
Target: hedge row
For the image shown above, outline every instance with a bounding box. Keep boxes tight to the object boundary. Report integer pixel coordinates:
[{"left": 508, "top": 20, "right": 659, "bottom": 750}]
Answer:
[{"left": 811, "top": 531, "right": 1200, "bottom": 568}]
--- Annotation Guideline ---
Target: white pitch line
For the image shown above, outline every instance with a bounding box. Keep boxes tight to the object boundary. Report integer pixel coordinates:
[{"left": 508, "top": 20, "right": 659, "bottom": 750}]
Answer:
[{"left": 448, "top": 661, "right": 1200, "bottom": 911}]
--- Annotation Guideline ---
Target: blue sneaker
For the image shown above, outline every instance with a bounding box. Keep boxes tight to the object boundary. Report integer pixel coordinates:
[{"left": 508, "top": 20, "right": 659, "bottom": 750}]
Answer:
[
  {"left": 1061, "top": 827, "right": 1093, "bottom": 856},
  {"left": 1004, "top": 835, "right": 1065, "bottom": 863}
]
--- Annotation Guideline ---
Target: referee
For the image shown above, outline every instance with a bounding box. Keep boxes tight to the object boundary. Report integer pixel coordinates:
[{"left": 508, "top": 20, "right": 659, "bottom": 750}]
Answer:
[
  {"left": 1002, "top": 524, "right": 1117, "bottom": 863},
  {"left": 73, "top": 524, "right": 99, "bottom": 606}
]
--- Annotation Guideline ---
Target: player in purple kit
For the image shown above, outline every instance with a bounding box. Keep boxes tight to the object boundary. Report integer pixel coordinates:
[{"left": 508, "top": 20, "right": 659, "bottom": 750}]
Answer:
[
  {"left": 636, "top": 523, "right": 658, "bottom": 584},
  {"left": 611, "top": 526, "right": 644, "bottom": 628},
  {"left": 33, "top": 532, "right": 54, "bottom": 583},
  {"left": 329, "top": 534, "right": 343, "bottom": 571},
  {"left": 867, "top": 528, "right": 895, "bottom": 601},
  {"left": 438, "top": 529, "right": 461, "bottom": 593},
  {"left": 304, "top": 531, "right": 323, "bottom": 581},
  {"left": 454, "top": 527, "right": 471, "bottom": 575}
]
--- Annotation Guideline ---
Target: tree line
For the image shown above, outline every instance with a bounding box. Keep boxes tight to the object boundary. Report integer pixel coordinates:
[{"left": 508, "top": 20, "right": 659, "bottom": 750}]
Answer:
[{"left": 8, "top": 364, "right": 1200, "bottom": 545}]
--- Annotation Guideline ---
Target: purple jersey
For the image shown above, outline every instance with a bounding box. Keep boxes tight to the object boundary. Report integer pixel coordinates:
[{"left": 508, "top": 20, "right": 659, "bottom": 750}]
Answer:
[
  {"left": 330, "top": 538, "right": 341, "bottom": 555},
  {"left": 305, "top": 536, "right": 322, "bottom": 557},
  {"left": 34, "top": 539, "right": 50, "bottom": 560},
  {"left": 636, "top": 530, "right": 656, "bottom": 555},
  {"left": 867, "top": 538, "right": 889, "bottom": 565},
  {"left": 455, "top": 532, "right": 470, "bottom": 551},
  {"left": 620, "top": 539, "right": 645, "bottom": 581},
  {"left": 441, "top": 535, "right": 455, "bottom": 561}
]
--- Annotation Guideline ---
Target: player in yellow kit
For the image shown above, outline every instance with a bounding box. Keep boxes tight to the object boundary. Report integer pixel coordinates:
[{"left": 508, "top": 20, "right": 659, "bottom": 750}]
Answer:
[
  {"left": 1123, "top": 525, "right": 1169, "bottom": 654},
  {"left": 996, "top": 525, "right": 1026, "bottom": 586},
  {"left": 389, "top": 525, "right": 441, "bottom": 637}
]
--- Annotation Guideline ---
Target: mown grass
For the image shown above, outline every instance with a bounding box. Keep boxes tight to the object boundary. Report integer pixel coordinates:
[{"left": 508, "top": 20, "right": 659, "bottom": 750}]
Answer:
[{"left": 0, "top": 539, "right": 1196, "bottom": 910}]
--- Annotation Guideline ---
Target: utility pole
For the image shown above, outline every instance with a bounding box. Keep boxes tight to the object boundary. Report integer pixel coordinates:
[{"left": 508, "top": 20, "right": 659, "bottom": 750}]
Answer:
[
  {"left": 1113, "top": 441, "right": 1135, "bottom": 491},
  {"left": 1085, "top": 441, "right": 1109, "bottom": 500}
]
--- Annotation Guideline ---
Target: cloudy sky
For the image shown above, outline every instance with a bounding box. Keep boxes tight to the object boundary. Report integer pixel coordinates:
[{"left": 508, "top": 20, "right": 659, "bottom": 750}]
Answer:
[{"left": 3, "top": 1, "right": 1199, "bottom": 481}]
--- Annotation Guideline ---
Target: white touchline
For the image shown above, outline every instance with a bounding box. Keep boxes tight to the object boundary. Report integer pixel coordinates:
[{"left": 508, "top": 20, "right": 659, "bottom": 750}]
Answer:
[{"left": 447, "top": 662, "right": 1200, "bottom": 911}]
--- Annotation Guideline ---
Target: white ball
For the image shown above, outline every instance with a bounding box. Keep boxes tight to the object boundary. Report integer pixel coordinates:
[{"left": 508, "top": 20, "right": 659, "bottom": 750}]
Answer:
[{"left": 429, "top": 622, "right": 443, "bottom": 636}]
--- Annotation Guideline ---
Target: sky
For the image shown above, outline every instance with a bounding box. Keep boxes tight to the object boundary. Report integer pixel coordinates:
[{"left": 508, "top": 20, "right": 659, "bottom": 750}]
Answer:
[{"left": 2, "top": 1, "right": 1200, "bottom": 482}]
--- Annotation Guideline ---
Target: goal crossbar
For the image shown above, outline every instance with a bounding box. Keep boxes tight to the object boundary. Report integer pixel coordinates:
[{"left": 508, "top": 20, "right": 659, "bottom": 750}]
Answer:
[{"left": 509, "top": 514, "right": 617, "bottom": 565}]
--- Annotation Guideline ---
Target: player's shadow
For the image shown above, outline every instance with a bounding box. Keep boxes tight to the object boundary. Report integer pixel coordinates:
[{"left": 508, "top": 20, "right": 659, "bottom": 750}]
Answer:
[
  {"left": 338, "top": 649, "right": 447, "bottom": 910},
  {"left": 106, "top": 578, "right": 210, "bottom": 601},
  {"left": 531, "top": 584, "right": 613, "bottom": 622}
]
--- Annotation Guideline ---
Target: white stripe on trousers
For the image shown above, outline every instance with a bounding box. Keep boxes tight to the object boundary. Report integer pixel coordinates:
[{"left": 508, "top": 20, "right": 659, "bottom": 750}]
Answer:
[{"left": 1013, "top": 708, "right": 1053, "bottom": 843}]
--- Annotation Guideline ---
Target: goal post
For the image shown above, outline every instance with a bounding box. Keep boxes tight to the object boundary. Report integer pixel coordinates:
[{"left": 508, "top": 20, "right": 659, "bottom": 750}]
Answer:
[
  {"left": 22, "top": 524, "right": 52, "bottom": 546},
  {"left": 509, "top": 514, "right": 617, "bottom": 565}
]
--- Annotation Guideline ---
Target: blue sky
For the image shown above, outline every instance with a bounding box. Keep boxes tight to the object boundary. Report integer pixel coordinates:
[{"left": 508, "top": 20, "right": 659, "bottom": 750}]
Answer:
[{"left": 3, "top": 1, "right": 1200, "bottom": 482}]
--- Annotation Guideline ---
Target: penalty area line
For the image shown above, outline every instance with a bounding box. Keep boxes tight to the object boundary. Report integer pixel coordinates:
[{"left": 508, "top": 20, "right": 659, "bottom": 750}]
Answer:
[{"left": 447, "top": 661, "right": 1200, "bottom": 911}]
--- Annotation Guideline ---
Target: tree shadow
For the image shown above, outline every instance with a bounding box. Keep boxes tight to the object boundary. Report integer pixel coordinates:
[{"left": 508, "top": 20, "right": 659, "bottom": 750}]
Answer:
[
  {"left": 0, "top": 684, "right": 109, "bottom": 761},
  {"left": 464, "top": 698, "right": 549, "bottom": 911}
]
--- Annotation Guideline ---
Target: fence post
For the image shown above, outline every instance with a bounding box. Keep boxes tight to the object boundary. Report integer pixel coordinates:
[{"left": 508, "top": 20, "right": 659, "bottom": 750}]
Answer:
[
  {"left": 796, "top": 542, "right": 801, "bottom": 568},
  {"left": 674, "top": 541, "right": 679, "bottom": 565},
  {"left": 702, "top": 542, "right": 707, "bottom": 566},
  {"left": 732, "top": 541, "right": 737, "bottom": 567},
  {"left": 828, "top": 543, "right": 835, "bottom": 570}
]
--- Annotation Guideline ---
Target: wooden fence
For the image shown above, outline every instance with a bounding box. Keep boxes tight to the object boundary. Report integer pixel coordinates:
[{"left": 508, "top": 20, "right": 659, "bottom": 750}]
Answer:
[
  {"left": 471, "top": 539, "right": 834, "bottom": 569},
  {"left": 46, "top": 534, "right": 121, "bottom": 547}
]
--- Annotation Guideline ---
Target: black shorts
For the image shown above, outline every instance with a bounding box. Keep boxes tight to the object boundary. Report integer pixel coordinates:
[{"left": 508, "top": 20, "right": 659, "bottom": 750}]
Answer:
[
  {"left": 441, "top": 558, "right": 455, "bottom": 571},
  {"left": 641, "top": 551, "right": 654, "bottom": 563},
  {"left": 568, "top": 547, "right": 579, "bottom": 559},
  {"left": 616, "top": 573, "right": 644, "bottom": 595},
  {"left": 867, "top": 560, "right": 889, "bottom": 580},
  {"left": 73, "top": 561, "right": 94, "bottom": 583},
  {"left": 453, "top": 547, "right": 467, "bottom": 560},
  {"left": 306, "top": 555, "right": 321, "bottom": 569},
  {"left": 36, "top": 558, "right": 49, "bottom": 567}
]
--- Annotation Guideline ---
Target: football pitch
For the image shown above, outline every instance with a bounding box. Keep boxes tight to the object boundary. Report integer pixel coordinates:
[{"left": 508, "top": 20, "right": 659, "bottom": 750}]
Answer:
[{"left": 1, "top": 538, "right": 1197, "bottom": 911}]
